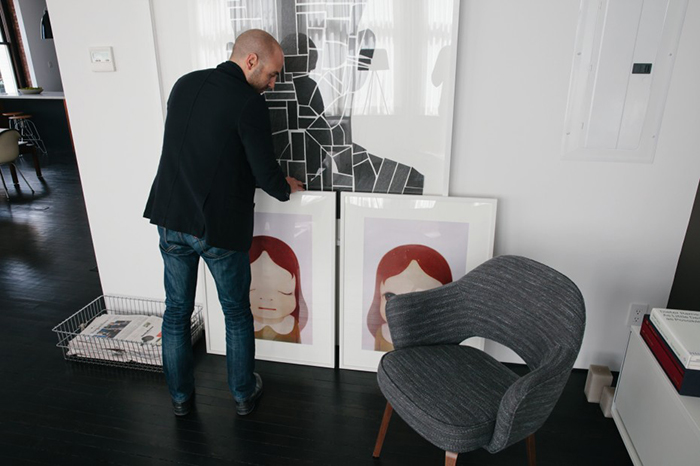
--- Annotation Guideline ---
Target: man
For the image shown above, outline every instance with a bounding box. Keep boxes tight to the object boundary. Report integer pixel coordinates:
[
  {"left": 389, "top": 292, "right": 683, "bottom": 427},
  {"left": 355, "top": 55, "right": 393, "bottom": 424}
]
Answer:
[{"left": 144, "top": 29, "right": 304, "bottom": 417}]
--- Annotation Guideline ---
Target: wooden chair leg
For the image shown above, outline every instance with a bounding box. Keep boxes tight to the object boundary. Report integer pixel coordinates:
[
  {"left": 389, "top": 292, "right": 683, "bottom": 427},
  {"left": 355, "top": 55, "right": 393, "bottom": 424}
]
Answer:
[
  {"left": 372, "top": 402, "right": 393, "bottom": 458},
  {"left": 31, "top": 145, "right": 42, "bottom": 178},
  {"left": 445, "top": 451, "right": 458, "bottom": 466},
  {"left": 526, "top": 434, "right": 536, "bottom": 466}
]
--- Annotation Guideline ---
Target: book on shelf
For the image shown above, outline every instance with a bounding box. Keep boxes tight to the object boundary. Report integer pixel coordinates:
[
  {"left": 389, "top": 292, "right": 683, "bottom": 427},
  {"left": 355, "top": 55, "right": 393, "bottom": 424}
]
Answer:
[
  {"left": 649, "top": 308, "right": 700, "bottom": 370},
  {"left": 640, "top": 315, "right": 700, "bottom": 397}
]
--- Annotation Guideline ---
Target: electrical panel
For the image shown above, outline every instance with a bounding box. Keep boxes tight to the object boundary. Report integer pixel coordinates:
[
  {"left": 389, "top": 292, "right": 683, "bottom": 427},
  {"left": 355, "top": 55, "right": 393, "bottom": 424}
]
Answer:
[{"left": 562, "top": 0, "right": 688, "bottom": 162}]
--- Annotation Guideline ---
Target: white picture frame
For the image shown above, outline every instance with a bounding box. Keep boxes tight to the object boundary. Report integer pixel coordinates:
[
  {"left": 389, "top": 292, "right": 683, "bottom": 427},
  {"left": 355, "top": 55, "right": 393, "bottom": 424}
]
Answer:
[
  {"left": 163, "top": 0, "right": 461, "bottom": 195},
  {"left": 339, "top": 192, "right": 497, "bottom": 372},
  {"left": 204, "top": 189, "right": 337, "bottom": 368}
]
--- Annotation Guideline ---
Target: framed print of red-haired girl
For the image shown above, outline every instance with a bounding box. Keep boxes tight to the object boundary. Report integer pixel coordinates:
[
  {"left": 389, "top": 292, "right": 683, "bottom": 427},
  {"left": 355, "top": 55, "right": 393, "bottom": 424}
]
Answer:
[
  {"left": 341, "top": 192, "right": 497, "bottom": 372},
  {"left": 204, "top": 190, "right": 336, "bottom": 368}
]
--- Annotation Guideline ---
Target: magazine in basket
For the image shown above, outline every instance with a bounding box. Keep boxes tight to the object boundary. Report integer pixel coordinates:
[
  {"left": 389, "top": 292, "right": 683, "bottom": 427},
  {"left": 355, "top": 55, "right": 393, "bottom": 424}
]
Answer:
[{"left": 67, "top": 313, "right": 163, "bottom": 365}]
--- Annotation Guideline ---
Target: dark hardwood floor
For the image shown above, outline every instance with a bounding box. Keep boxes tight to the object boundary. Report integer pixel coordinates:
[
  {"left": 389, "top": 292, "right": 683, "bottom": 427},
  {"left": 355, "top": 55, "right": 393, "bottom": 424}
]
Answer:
[{"left": 0, "top": 153, "right": 633, "bottom": 465}]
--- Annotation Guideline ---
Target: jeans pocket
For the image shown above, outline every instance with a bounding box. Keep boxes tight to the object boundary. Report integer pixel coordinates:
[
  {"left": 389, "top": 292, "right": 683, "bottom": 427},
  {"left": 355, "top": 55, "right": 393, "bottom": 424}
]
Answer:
[
  {"left": 159, "top": 227, "right": 192, "bottom": 256},
  {"left": 200, "top": 241, "right": 236, "bottom": 260}
]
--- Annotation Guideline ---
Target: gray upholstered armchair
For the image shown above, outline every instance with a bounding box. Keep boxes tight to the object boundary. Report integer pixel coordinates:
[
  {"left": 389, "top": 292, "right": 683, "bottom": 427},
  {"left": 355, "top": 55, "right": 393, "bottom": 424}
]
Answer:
[{"left": 372, "top": 255, "right": 586, "bottom": 466}]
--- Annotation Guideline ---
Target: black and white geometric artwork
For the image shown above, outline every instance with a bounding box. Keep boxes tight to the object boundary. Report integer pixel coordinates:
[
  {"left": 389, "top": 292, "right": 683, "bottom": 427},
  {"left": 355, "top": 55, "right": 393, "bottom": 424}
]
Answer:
[{"left": 227, "top": 0, "right": 429, "bottom": 194}]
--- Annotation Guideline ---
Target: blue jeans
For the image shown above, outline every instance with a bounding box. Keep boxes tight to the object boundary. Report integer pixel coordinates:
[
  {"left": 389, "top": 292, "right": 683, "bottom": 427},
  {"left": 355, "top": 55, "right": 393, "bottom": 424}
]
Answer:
[{"left": 158, "top": 226, "right": 256, "bottom": 403}]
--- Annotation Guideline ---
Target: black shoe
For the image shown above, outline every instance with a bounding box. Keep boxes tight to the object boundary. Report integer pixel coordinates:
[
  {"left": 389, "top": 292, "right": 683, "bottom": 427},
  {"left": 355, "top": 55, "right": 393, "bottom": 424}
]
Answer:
[
  {"left": 172, "top": 394, "right": 194, "bottom": 417},
  {"left": 236, "top": 373, "right": 263, "bottom": 416}
]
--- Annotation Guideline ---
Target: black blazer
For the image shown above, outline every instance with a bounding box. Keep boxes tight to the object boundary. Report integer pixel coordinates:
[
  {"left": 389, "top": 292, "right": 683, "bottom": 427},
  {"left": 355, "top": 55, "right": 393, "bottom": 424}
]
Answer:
[{"left": 144, "top": 61, "right": 289, "bottom": 251}]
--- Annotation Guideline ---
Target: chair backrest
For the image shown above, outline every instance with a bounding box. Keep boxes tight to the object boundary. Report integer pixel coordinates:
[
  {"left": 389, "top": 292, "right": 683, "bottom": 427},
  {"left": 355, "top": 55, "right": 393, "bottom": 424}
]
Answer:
[
  {"left": 457, "top": 255, "right": 585, "bottom": 369},
  {"left": 387, "top": 255, "right": 585, "bottom": 370},
  {"left": 0, "top": 129, "right": 20, "bottom": 164}
]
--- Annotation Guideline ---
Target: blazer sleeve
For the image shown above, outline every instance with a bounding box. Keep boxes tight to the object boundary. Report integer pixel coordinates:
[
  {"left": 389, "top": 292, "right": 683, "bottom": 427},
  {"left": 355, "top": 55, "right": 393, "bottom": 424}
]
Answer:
[{"left": 238, "top": 94, "right": 291, "bottom": 202}]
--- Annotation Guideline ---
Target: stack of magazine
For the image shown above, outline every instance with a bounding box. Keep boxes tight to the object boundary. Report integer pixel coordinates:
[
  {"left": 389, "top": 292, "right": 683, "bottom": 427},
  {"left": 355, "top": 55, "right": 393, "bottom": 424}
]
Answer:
[
  {"left": 640, "top": 308, "right": 700, "bottom": 397},
  {"left": 67, "top": 313, "right": 163, "bottom": 366}
]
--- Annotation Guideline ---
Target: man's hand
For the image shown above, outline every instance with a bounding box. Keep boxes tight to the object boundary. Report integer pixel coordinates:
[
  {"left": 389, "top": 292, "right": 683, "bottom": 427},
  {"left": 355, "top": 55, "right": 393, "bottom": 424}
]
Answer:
[{"left": 286, "top": 176, "right": 305, "bottom": 194}]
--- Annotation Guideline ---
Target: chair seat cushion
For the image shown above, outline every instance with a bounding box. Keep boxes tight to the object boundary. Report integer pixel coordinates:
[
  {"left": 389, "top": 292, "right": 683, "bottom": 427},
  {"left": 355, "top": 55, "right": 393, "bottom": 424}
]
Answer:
[{"left": 377, "top": 345, "right": 519, "bottom": 453}]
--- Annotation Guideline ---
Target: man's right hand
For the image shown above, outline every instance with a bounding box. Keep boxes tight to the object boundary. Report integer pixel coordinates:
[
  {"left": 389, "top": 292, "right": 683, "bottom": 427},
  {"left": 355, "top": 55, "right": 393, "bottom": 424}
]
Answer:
[{"left": 286, "top": 176, "right": 305, "bottom": 194}]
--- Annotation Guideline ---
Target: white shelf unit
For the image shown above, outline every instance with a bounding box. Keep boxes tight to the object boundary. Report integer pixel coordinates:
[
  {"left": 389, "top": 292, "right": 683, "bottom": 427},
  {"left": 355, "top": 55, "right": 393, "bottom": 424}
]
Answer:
[{"left": 612, "top": 327, "right": 700, "bottom": 466}]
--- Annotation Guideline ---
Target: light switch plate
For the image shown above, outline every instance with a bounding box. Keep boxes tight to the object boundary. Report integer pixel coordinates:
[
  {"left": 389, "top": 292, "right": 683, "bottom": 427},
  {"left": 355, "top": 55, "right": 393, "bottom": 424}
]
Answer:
[{"left": 89, "top": 46, "right": 115, "bottom": 72}]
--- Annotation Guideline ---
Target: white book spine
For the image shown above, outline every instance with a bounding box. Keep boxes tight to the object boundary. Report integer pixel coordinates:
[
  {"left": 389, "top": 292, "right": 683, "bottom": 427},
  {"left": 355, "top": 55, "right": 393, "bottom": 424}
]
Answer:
[{"left": 650, "top": 312, "right": 692, "bottom": 368}]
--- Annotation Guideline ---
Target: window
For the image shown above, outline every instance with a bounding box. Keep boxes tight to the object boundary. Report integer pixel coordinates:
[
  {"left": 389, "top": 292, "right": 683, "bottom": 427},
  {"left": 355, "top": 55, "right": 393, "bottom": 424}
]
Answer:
[
  {"left": 0, "top": 25, "right": 18, "bottom": 93},
  {"left": 0, "top": 0, "right": 28, "bottom": 93}
]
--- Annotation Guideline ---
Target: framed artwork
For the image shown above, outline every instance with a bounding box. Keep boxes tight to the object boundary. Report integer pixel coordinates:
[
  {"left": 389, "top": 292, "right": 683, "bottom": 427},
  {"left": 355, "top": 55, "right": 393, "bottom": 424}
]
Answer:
[
  {"left": 179, "top": 0, "right": 461, "bottom": 195},
  {"left": 204, "top": 189, "right": 336, "bottom": 368},
  {"left": 340, "top": 192, "right": 497, "bottom": 371}
]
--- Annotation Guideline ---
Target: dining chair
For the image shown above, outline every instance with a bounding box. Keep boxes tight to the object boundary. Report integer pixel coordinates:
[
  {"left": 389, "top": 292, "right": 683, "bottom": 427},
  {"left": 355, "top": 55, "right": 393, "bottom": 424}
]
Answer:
[
  {"left": 372, "top": 255, "right": 586, "bottom": 465},
  {"left": 8, "top": 113, "right": 47, "bottom": 157},
  {"left": 0, "top": 128, "right": 35, "bottom": 200}
]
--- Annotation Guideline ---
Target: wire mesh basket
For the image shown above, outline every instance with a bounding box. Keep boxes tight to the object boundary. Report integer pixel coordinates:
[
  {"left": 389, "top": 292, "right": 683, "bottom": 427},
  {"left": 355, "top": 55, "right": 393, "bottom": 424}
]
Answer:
[{"left": 52, "top": 295, "right": 204, "bottom": 372}]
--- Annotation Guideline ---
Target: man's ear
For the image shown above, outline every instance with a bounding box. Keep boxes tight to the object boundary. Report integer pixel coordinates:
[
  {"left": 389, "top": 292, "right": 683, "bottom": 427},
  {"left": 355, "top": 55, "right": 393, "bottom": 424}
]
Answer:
[{"left": 246, "top": 53, "right": 259, "bottom": 70}]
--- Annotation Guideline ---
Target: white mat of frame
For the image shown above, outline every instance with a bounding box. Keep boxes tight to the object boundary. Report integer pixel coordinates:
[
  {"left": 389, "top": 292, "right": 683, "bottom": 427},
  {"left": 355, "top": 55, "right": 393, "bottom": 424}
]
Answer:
[{"left": 339, "top": 192, "right": 496, "bottom": 372}]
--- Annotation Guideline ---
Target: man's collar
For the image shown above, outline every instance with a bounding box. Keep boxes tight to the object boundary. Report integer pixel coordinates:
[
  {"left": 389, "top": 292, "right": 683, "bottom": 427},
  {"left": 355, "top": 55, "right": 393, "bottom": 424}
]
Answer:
[{"left": 217, "top": 60, "right": 246, "bottom": 81}]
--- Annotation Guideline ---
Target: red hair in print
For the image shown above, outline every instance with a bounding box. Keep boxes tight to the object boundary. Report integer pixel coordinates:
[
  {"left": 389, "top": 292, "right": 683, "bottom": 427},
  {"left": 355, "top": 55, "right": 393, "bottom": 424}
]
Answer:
[
  {"left": 250, "top": 235, "right": 308, "bottom": 330},
  {"left": 367, "top": 244, "right": 452, "bottom": 337}
]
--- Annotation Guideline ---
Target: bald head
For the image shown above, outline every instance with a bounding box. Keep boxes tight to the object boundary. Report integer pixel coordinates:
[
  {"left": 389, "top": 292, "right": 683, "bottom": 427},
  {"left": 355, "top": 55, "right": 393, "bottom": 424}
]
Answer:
[
  {"left": 231, "top": 29, "right": 281, "bottom": 62},
  {"left": 231, "top": 29, "right": 284, "bottom": 93}
]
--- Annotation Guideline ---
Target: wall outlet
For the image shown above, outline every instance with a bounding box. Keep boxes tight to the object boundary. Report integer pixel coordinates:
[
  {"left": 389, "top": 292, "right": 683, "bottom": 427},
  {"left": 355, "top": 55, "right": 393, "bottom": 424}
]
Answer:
[{"left": 627, "top": 303, "right": 649, "bottom": 327}]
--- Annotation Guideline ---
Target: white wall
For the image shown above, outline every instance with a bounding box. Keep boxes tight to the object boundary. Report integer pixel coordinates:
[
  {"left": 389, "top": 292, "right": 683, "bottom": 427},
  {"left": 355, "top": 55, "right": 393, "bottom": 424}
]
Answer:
[
  {"left": 45, "top": 0, "right": 176, "bottom": 302},
  {"left": 14, "top": 0, "right": 63, "bottom": 90},
  {"left": 150, "top": 0, "right": 194, "bottom": 112},
  {"left": 450, "top": 0, "right": 700, "bottom": 369},
  {"left": 45, "top": 0, "right": 700, "bottom": 370}
]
